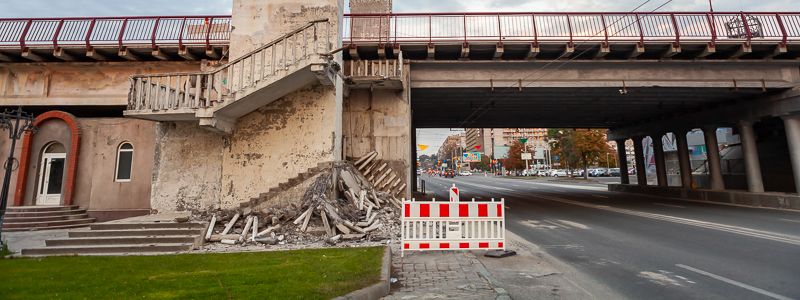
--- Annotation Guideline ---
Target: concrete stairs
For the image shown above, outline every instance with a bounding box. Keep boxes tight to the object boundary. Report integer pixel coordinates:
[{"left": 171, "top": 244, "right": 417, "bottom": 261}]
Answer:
[
  {"left": 20, "top": 221, "right": 205, "bottom": 257},
  {"left": 2, "top": 205, "right": 95, "bottom": 232},
  {"left": 240, "top": 161, "right": 332, "bottom": 209}
]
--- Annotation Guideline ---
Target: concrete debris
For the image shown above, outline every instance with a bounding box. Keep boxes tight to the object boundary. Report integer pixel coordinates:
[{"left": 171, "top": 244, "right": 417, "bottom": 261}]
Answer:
[{"left": 200, "top": 157, "right": 401, "bottom": 250}]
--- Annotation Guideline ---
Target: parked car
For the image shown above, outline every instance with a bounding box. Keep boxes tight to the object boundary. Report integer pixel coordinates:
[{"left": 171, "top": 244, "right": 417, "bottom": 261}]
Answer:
[
  {"left": 459, "top": 171, "right": 472, "bottom": 176},
  {"left": 589, "top": 168, "right": 608, "bottom": 177},
  {"left": 608, "top": 168, "right": 621, "bottom": 176},
  {"left": 551, "top": 169, "right": 568, "bottom": 177}
]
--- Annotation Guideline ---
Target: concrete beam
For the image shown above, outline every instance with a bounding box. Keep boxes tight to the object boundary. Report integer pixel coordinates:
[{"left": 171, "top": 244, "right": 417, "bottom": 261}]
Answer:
[
  {"left": 178, "top": 47, "right": 197, "bottom": 61},
  {"left": 20, "top": 49, "right": 44, "bottom": 62},
  {"left": 493, "top": 44, "right": 504, "bottom": 60},
  {"left": 765, "top": 44, "right": 788, "bottom": 59},
  {"left": 628, "top": 43, "right": 645, "bottom": 59},
  {"left": 661, "top": 43, "right": 681, "bottom": 58},
  {"left": 377, "top": 46, "right": 386, "bottom": 59},
  {"left": 697, "top": 43, "right": 716, "bottom": 58},
  {"left": 118, "top": 47, "right": 142, "bottom": 61},
  {"left": 460, "top": 45, "right": 470, "bottom": 59},
  {"left": 527, "top": 44, "right": 540, "bottom": 60},
  {"left": 560, "top": 43, "right": 575, "bottom": 58},
  {"left": 426, "top": 45, "right": 435, "bottom": 59},
  {"left": 206, "top": 46, "right": 222, "bottom": 59},
  {"left": 348, "top": 46, "right": 360, "bottom": 60},
  {"left": 152, "top": 48, "right": 169, "bottom": 60},
  {"left": 730, "top": 43, "right": 753, "bottom": 59},
  {"left": 52, "top": 48, "right": 76, "bottom": 61},
  {"left": 85, "top": 48, "right": 108, "bottom": 61},
  {"left": 594, "top": 43, "right": 610, "bottom": 58}
]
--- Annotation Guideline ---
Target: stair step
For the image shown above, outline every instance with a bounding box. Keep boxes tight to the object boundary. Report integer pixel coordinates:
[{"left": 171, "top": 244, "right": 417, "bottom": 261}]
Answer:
[
  {"left": 90, "top": 222, "right": 205, "bottom": 231},
  {"left": 46, "top": 236, "right": 200, "bottom": 247},
  {"left": 69, "top": 228, "right": 204, "bottom": 238},
  {"left": 1, "top": 223, "right": 92, "bottom": 232},
  {"left": 21, "top": 243, "right": 194, "bottom": 256},
  {"left": 2, "top": 218, "right": 95, "bottom": 229},
  {"left": 6, "top": 205, "right": 79, "bottom": 212},
  {"left": 4, "top": 209, "right": 88, "bottom": 218},
  {"left": 5, "top": 214, "right": 90, "bottom": 223}
]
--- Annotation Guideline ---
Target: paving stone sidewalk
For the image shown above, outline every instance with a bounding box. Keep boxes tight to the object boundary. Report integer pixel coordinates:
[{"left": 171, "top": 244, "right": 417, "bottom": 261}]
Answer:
[{"left": 384, "top": 244, "right": 510, "bottom": 300}]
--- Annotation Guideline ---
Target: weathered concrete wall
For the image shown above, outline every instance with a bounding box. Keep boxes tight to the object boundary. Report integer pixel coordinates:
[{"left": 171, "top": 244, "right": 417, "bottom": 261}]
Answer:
[
  {"left": 150, "top": 122, "right": 224, "bottom": 212},
  {"left": 221, "top": 85, "right": 339, "bottom": 207},
  {"left": 0, "top": 61, "right": 203, "bottom": 106},
  {"left": 343, "top": 76, "right": 412, "bottom": 197}
]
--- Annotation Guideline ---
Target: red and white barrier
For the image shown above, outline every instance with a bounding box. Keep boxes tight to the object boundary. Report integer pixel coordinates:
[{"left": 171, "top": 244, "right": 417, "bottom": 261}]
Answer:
[{"left": 401, "top": 191, "right": 505, "bottom": 256}]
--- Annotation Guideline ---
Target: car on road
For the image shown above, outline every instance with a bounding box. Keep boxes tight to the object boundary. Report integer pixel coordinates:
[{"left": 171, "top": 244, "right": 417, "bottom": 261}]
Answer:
[
  {"left": 444, "top": 169, "right": 455, "bottom": 178},
  {"left": 459, "top": 171, "right": 472, "bottom": 176}
]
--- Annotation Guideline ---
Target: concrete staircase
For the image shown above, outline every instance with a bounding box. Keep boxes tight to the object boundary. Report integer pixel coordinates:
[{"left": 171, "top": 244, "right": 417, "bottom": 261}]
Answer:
[
  {"left": 20, "top": 221, "right": 205, "bottom": 257},
  {"left": 124, "top": 19, "right": 336, "bottom": 134},
  {"left": 2, "top": 205, "right": 95, "bottom": 232},
  {"left": 240, "top": 162, "right": 332, "bottom": 209}
]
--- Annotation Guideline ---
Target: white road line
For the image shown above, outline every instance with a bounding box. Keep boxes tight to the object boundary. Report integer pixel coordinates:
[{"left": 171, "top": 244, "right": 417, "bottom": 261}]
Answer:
[
  {"left": 455, "top": 181, "right": 513, "bottom": 192},
  {"left": 543, "top": 220, "right": 570, "bottom": 229},
  {"left": 676, "top": 264, "right": 794, "bottom": 300},
  {"left": 591, "top": 194, "right": 609, "bottom": 199},
  {"left": 534, "top": 194, "right": 800, "bottom": 246},
  {"left": 653, "top": 203, "right": 686, "bottom": 209},
  {"left": 780, "top": 218, "right": 800, "bottom": 224}
]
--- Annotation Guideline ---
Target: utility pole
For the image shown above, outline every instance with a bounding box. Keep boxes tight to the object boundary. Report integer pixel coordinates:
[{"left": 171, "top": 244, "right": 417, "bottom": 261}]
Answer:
[{"left": 0, "top": 107, "right": 36, "bottom": 247}]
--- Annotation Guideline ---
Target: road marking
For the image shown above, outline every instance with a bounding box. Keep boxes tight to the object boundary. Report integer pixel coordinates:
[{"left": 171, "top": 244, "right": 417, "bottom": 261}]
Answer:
[
  {"left": 527, "top": 181, "right": 607, "bottom": 191},
  {"left": 534, "top": 194, "right": 800, "bottom": 246},
  {"left": 780, "top": 218, "right": 800, "bottom": 224},
  {"left": 591, "top": 194, "right": 609, "bottom": 199},
  {"left": 557, "top": 219, "right": 590, "bottom": 229},
  {"left": 676, "top": 264, "right": 793, "bottom": 300},
  {"left": 543, "top": 220, "right": 570, "bottom": 229},
  {"left": 653, "top": 203, "right": 686, "bottom": 209},
  {"left": 455, "top": 181, "right": 513, "bottom": 191}
]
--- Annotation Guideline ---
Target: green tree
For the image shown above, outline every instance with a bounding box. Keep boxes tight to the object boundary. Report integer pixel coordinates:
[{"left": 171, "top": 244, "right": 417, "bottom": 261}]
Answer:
[
  {"left": 549, "top": 129, "right": 612, "bottom": 179},
  {"left": 503, "top": 140, "right": 526, "bottom": 170}
]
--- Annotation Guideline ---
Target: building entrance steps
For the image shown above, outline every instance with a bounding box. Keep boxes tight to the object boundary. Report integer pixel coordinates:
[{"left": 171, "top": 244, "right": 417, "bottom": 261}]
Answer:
[{"left": 2, "top": 205, "right": 95, "bottom": 232}]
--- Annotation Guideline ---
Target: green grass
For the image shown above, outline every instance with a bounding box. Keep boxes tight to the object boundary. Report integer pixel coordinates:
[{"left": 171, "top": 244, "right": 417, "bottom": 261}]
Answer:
[{"left": 0, "top": 246, "right": 384, "bottom": 299}]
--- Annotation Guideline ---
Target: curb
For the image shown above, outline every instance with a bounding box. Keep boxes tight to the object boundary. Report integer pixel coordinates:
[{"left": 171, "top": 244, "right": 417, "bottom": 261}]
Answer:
[{"left": 334, "top": 246, "right": 391, "bottom": 300}]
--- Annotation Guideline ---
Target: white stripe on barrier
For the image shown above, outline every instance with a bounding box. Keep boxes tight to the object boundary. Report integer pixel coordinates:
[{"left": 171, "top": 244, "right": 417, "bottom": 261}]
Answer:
[{"left": 400, "top": 196, "right": 506, "bottom": 256}]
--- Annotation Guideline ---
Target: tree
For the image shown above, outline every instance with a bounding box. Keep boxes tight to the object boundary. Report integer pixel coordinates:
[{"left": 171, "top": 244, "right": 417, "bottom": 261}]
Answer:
[
  {"left": 503, "top": 140, "right": 526, "bottom": 170},
  {"left": 475, "top": 153, "right": 492, "bottom": 171},
  {"left": 549, "top": 129, "right": 613, "bottom": 179}
]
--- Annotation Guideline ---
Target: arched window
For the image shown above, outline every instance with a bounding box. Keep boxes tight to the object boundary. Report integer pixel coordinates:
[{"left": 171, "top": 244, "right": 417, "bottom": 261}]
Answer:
[{"left": 115, "top": 142, "right": 134, "bottom": 182}]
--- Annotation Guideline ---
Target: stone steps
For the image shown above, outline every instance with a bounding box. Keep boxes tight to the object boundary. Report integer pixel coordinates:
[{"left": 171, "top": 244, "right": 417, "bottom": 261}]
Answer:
[
  {"left": 20, "top": 220, "right": 206, "bottom": 257},
  {"left": 241, "top": 161, "right": 332, "bottom": 208},
  {"left": 21, "top": 243, "right": 194, "bottom": 257},
  {"left": 2, "top": 205, "right": 95, "bottom": 231}
]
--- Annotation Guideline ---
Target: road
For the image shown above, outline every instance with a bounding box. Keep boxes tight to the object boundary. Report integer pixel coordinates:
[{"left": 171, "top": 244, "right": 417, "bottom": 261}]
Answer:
[{"left": 418, "top": 174, "right": 800, "bottom": 300}]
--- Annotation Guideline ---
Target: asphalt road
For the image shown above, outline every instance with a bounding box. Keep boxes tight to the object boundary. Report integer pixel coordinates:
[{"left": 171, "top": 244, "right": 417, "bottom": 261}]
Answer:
[{"left": 418, "top": 174, "right": 800, "bottom": 300}]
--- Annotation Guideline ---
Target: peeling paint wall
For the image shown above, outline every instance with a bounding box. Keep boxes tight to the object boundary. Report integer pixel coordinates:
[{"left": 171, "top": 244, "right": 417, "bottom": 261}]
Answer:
[
  {"left": 150, "top": 122, "right": 224, "bottom": 213},
  {"left": 0, "top": 61, "right": 203, "bottom": 106},
  {"left": 221, "top": 84, "right": 338, "bottom": 208}
]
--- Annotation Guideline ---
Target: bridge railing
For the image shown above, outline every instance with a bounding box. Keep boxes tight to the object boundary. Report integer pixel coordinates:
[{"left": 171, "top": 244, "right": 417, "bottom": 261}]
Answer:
[
  {"left": 0, "top": 15, "right": 231, "bottom": 50},
  {"left": 127, "top": 19, "right": 331, "bottom": 113},
  {"left": 344, "top": 12, "right": 800, "bottom": 45}
]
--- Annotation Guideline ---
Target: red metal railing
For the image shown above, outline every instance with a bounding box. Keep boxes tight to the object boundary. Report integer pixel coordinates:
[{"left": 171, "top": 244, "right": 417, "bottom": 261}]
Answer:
[
  {"left": 343, "top": 12, "right": 800, "bottom": 45},
  {"left": 0, "top": 15, "right": 231, "bottom": 50}
]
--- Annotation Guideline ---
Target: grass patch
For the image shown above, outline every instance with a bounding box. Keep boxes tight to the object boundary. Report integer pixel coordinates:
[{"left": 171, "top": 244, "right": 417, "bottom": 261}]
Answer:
[{"left": 0, "top": 246, "right": 384, "bottom": 299}]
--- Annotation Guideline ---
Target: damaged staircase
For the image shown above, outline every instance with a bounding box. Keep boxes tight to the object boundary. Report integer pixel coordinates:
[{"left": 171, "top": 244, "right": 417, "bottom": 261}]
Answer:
[
  {"left": 124, "top": 19, "right": 336, "bottom": 133},
  {"left": 20, "top": 221, "right": 205, "bottom": 257},
  {"left": 240, "top": 162, "right": 332, "bottom": 209}
]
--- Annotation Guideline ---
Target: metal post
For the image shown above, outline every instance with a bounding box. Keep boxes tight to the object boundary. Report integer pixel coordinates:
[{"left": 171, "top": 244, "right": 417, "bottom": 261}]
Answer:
[{"left": 0, "top": 108, "right": 36, "bottom": 247}]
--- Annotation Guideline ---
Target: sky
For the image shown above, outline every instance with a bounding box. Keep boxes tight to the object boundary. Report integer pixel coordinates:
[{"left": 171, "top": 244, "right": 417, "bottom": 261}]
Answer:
[{"left": 1, "top": 0, "right": 791, "bottom": 155}]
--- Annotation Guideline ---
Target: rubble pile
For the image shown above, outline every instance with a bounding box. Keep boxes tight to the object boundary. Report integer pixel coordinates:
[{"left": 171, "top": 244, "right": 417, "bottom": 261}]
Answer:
[{"left": 201, "top": 152, "right": 403, "bottom": 249}]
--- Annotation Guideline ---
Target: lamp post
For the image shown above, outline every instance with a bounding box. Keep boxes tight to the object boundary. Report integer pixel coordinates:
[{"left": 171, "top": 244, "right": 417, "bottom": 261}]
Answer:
[{"left": 0, "top": 107, "right": 36, "bottom": 247}]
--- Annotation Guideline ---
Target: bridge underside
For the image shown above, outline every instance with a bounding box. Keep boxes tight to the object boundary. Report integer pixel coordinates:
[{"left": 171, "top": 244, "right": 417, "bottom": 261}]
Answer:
[{"left": 411, "top": 86, "right": 778, "bottom": 128}]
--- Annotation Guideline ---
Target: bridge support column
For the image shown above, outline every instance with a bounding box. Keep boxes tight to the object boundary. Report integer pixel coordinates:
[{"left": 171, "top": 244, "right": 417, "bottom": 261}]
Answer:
[
  {"left": 782, "top": 115, "right": 800, "bottom": 193},
  {"left": 652, "top": 133, "right": 668, "bottom": 187},
  {"left": 633, "top": 136, "right": 647, "bottom": 186},
  {"left": 675, "top": 130, "right": 693, "bottom": 188},
  {"left": 616, "top": 139, "right": 629, "bottom": 184},
  {"left": 703, "top": 127, "right": 725, "bottom": 190},
  {"left": 739, "top": 120, "right": 764, "bottom": 193}
]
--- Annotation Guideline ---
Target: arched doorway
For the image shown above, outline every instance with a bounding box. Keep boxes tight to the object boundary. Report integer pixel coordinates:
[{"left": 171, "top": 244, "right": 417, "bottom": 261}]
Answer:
[{"left": 36, "top": 142, "right": 66, "bottom": 205}]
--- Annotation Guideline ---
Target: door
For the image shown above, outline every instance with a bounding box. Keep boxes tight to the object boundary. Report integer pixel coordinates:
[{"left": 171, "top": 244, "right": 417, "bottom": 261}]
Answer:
[{"left": 36, "top": 152, "right": 66, "bottom": 206}]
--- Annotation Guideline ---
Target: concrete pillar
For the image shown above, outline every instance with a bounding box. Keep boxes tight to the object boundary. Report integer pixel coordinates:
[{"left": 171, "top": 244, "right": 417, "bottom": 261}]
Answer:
[
  {"left": 616, "top": 139, "right": 630, "bottom": 184},
  {"left": 782, "top": 115, "right": 800, "bottom": 193},
  {"left": 652, "top": 133, "right": 668, "bottom": 187},
  {"left": 633, "top": 136, "right": 647, "bottom": 186},
  {"left": 675, "top": 130, "right": 693, "bottom": 188},
  {"left": 703, "top": 127, "right": 725, "bottom": 190},
  {"left": 739, "top": 120, "right": 764, "bottom": 193}
]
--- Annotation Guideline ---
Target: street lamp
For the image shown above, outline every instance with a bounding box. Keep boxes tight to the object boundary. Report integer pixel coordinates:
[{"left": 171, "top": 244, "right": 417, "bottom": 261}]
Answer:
[{"left": 0, "top": 107, "right": 36, "bottom": 246}]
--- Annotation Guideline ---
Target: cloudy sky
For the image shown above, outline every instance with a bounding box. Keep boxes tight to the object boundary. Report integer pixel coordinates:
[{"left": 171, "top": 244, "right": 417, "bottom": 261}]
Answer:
[{"left": 2, "top": 0, "right": 792, "bottom": 155}]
